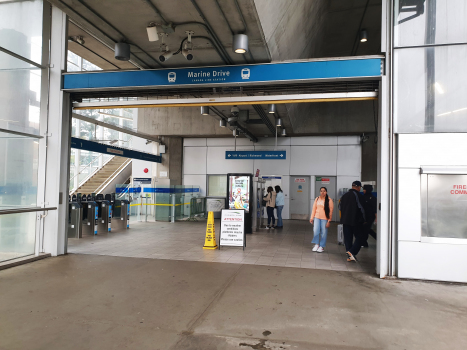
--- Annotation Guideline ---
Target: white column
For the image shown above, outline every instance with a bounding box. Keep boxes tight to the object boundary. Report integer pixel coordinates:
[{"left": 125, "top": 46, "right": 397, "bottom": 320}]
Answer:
[{"left": 39, "top": 6, "right": 71, "bottom": 256}]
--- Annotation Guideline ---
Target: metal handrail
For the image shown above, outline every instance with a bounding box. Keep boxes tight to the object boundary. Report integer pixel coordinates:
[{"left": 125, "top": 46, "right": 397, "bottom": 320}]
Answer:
[
  {"left": 69, "top": 153, "right": 114, "bottom": 194},
  {"left": 69, "top": 152, "right": 107, "bottom": 183},
  {"left": 0, "top": 207, "right": 57, "bottom": 215}
]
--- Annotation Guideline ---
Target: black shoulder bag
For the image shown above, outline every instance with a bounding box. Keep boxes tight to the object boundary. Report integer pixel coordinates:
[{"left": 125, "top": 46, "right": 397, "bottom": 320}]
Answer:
[{"left": 352, "top": 191, "right": 366, "bottom": 225}]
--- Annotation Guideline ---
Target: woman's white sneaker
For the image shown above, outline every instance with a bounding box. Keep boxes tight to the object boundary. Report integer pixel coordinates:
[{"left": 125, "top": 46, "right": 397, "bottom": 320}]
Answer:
[
  {"left": 312, "top": 244, "right": 319, "bottom": 252},
  {"left": 317, "top": 247, "right": 324, "bottom": 253}
]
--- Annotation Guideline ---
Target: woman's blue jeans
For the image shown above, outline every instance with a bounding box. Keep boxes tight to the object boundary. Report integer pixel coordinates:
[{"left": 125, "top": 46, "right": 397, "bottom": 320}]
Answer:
[
  {"left": 267, "top": 206, "right": 275, "bottom": 226},
  {"left": 276, "top": 205, "right": 284, "bottom": 227},
  {"left": 312, "top": 218, "right": 328, "bottom": 247}
]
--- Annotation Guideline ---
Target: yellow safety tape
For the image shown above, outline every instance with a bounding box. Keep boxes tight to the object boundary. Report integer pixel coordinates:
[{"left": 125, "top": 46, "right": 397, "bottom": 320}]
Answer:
[{"left": 130, "top": 204, "right": 141, "bottom": 207}]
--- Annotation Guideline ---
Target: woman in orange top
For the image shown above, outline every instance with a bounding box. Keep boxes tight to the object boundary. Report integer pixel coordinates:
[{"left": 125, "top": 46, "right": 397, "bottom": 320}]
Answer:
[{"left": 309, "top": 187, "right": 334, "bottom": 252}]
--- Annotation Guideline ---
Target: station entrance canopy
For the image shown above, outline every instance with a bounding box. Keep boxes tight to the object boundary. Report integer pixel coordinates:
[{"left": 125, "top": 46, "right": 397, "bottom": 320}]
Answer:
[{"left": 63, "top": 56, "right": 383, "bottom": 110}]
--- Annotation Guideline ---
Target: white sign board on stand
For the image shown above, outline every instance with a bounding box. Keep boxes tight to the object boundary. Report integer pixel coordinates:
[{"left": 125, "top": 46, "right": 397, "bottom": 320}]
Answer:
[{"left": 219, "top": 209, "right": 245, "bottom": 250}]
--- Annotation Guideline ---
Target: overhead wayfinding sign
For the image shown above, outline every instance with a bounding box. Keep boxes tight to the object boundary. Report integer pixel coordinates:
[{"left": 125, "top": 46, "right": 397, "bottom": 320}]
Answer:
[
  {"left": 219, "top": 209, "right": 245, "bottom": 249},
  {"left": 226, "top": 151, "right": 286, "bottom": 160},
  {"left": 63, "top": 58, "right": 383, "bottom": 91},
  {"left": 71, "top": 137, "right": 161, "bottom": 163}
]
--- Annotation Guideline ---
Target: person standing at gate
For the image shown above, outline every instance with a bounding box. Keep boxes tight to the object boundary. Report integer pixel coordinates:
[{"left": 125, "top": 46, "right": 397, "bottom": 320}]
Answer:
[
  {"left": 309, "top": 187, "right": 334, "bottom": 252},
  {"left": 361, "top": 184, "right": 377, "bottom": 247},
  {"left": 275, "top": 185, "right": 285, "bottom": 228},
  {"left": 264, "top": 186, "right": 276, "bottom": 229},
  {"left": 340, "top": 181, "right": 366, "bottom": 262}
]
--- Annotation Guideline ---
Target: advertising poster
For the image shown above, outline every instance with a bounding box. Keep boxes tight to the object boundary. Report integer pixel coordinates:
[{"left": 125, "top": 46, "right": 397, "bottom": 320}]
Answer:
[
  {"left": 228, "top": 175, "right": 250, "bottom": 212},
  {"left": 219, "top": 209, "right": 245, "bottom": 248}
]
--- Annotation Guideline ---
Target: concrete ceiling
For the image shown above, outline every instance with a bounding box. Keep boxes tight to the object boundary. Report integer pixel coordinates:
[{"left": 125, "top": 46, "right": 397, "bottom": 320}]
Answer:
[
  {"left": 55, "top": 0, "right": 271, "bottom": 69},
  {"left": 60, "top": 0, "right": 383, "bottom": 139}
]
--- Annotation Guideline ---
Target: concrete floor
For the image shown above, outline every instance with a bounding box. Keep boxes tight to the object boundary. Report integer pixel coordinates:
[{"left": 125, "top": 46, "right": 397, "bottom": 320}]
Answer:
[
  {"left": 68, "top": 220, "right": 376, "bottom": 274},
  {"left": 1, "top": 254, "right": 466, "bottom": 350}
]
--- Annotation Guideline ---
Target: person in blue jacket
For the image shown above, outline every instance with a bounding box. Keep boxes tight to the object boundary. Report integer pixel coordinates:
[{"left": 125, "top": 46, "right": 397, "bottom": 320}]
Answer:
[{"left": 275, "top": 185, "right": 285, "bottom": 228}]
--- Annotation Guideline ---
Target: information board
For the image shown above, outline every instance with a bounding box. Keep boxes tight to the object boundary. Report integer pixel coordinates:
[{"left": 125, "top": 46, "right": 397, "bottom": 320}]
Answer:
[{"left": 219, "top": 209, "right": 245, "bottom": 249}]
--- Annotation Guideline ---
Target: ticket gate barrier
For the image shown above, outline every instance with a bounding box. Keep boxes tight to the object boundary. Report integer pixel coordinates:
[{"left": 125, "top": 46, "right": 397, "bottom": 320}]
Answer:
[
  {"left": 82, "top": 200, "right": 98, "bottom": 235},
  {"left": 68, "top": 201, "right": 83, "bottom": 238},
  {"left": 97, "top": 199, "right": 112, "bottom": 233},
  {"left": 112, "top": 199, "right": 130, "bottom": 230}
]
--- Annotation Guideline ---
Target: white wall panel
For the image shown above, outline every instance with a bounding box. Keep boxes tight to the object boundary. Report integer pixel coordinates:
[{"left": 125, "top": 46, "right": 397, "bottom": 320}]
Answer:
[
  {"left": 183, "top": 147, "right": 206, "bottom": 175},
  {"left": 253, "top": 146, "right": 291, "bottom": 175},
  {"left": 184, "top": 138, "right": 206, "bottom": 146},
  {"left": 399, "top": 134, "right": 467, "bottom": 168},
  {"left": 337, "top": 176, "right": 359, "bottom": 197},
  {"left": 183, "top": 174, "right": 207, "bottom": 196},
  {"left": 207, "top": 138, "right": 252, "bottom": 146},
  {"left": 207, "top": 146, "right": 254, "bottom": 174},
  {"left": 291, "top": 136, "right": 337, "bottom": 146},
  {"left": 397, "top": 169, "right": 421, "bottom": 242},
  {"left": 281, "top": 175, "right": 290, "bottom": 220},
  {"left": 337, "top": 145, "right": 361, "bottom": 176},
  {"left": 254, "top": 137, "right": 291, "bottom": 146},
  {"left": 290, "top": 146, "right": 337, "bottom": 175},
  {"left": 338, "top": 136, "right": 360, "bottom": 145},
  {"left": 398, "top": 241, "right": 467, "bottom": 283}
]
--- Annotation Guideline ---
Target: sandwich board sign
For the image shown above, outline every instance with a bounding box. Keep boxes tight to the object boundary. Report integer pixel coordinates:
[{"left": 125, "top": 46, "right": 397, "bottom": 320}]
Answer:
[{"left": 219, "top": 209, "right": 245, "bottom": 250}]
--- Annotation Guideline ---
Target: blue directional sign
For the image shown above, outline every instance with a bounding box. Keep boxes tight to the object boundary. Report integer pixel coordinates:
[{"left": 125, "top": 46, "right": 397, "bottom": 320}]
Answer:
[
  {"left": 225, "top": 151, "right": 286, "bottom": 160},
  {"left": 63, "top": 58, "right": 382, "bottom": 91}
]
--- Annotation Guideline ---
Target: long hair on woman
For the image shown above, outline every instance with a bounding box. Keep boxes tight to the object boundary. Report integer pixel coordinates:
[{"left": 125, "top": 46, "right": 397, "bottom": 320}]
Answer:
[
  {"left": 274, "top": 185, "right": 282, "bottom": 193},
  {"left": 320, "top": 187, "right": 330, "bottom": 219},
  {"left": 267, "top": 186, "right": 274, "bottom": 193}
]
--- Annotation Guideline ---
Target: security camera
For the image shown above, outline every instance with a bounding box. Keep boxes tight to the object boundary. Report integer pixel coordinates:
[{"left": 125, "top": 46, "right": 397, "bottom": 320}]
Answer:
[
  {"left": 182, "top": 49, "right": 193, "bottom": 60},
  {"left": 231, "top": 106, "right": 240, "bottom": 116},
  {"left": 159, "top": 50, "right": 173, "bottom": 62}
]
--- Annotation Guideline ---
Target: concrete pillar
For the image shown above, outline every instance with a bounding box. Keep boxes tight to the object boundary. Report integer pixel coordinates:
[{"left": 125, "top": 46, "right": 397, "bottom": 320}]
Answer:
[{"left": 157, "top": 137, "right": 183, "bottom": 186}]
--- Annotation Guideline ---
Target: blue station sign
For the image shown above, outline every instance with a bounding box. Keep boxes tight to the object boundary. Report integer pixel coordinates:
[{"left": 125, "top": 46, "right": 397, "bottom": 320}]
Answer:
[
  {"left": 63, "top": 58, "right": 383, "bottom": 91},
  {"left": 226, "top": 151, "right": 286, "bottom": 160}
]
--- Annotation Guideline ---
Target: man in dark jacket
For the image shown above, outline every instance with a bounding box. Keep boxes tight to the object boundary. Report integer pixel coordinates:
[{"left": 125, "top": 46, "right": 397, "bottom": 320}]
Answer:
[
  {"left": 340, "top": 181, "right": 366, "bottom": 262},
  {"left": 361, "top": 184, "right": 377, "bottom": 247}
]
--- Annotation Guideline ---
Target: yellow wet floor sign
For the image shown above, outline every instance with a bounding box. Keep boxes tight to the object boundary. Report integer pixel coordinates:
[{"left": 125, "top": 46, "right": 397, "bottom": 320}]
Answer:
[{"left": 203, "top": 211, "right": 218, "bottom": 249}]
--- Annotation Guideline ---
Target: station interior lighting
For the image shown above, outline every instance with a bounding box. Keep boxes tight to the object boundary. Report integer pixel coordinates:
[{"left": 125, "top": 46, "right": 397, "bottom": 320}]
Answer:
[
  {"left": 219, "top": 119, "right": 226, "bottom": 127},
  {"left": 360, "top": 29, "right": 368, "bottom": 42},
  {"left": 233, "top": 34, "right": 249, "bottom": 54},
  {"left": 233, "top": 129, "right": 240, "bottom": 136},
  {"left": 201, "top": 106, "right": 209, "bottom": 115},
  {"left": 268, "top": 104, "right": 276, "bottom": 114},
  {"left": 281, "top": 128, "right": 286, "bottom": 136},
  {"left": 146, "top": 23, "right": 159, "bottom": 42},
  {"left": 115, "top": 42, "right": 130, "bottom": 61},
  {"left": 276, "top": 118, "right": 282, "bottom": 127}
]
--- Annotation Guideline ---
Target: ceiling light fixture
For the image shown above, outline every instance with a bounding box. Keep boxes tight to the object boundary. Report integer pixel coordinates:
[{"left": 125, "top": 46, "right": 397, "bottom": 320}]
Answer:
[
  {"left": 233, "top": 34, "right": 249, "bottom": 54},
  {"left": 220, "top": 119, "right": 226, "bottom": 127},
  {"left": 233, "top": 129, "right": 240, "bottom": 136},
  {"left": 281, "top": 129, "right": 286, "bottom": 136},
  {"left": 201, "top": 106, "right": 209, "bottom": 115},
  {"left": 115, "top": 42, "right": 130, "bottom": 61},
  {"left": 276, "top": 118, "right": 282, "bottom": 127},
  {"left": 360, "top": 29, "right": 368, "bottom": 42},
  {"left": 147, "top": 22, "right": 159, "bottom": 42},
  {"left": 268, "top": 104, "right": 276, "bottom": 114}
]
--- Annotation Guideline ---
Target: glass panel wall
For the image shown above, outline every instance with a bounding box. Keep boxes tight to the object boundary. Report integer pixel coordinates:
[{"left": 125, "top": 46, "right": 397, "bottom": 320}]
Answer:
[
  {"left": 394, "top": 1, "right": 467, "bottom": 133},
  {"left": 0, "top": 0, "right": 46, "bottom": 262},
  {"left": 0, "top": 0, "right": 43, "bottom": 63},
  {"left": 395, "top": 1, "right": 467, "bottom": 47},
  {"left": 0, "top": 51, "right": 41, "bottom": 135},
  {"left": 0, "top": 131, "right": 39, "bottom": 210}
]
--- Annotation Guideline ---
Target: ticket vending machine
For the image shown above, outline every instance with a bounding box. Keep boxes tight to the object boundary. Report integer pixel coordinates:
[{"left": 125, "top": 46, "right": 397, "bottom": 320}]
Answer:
[
  {"left": 82, "top": 194, "right": 98, "bottom": 235},
  {"left": 95, "top": 194, "right": 112, "bottom": 233},
  {"left": 226, "top": 173, "right": 253, "bottom": 234}
]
